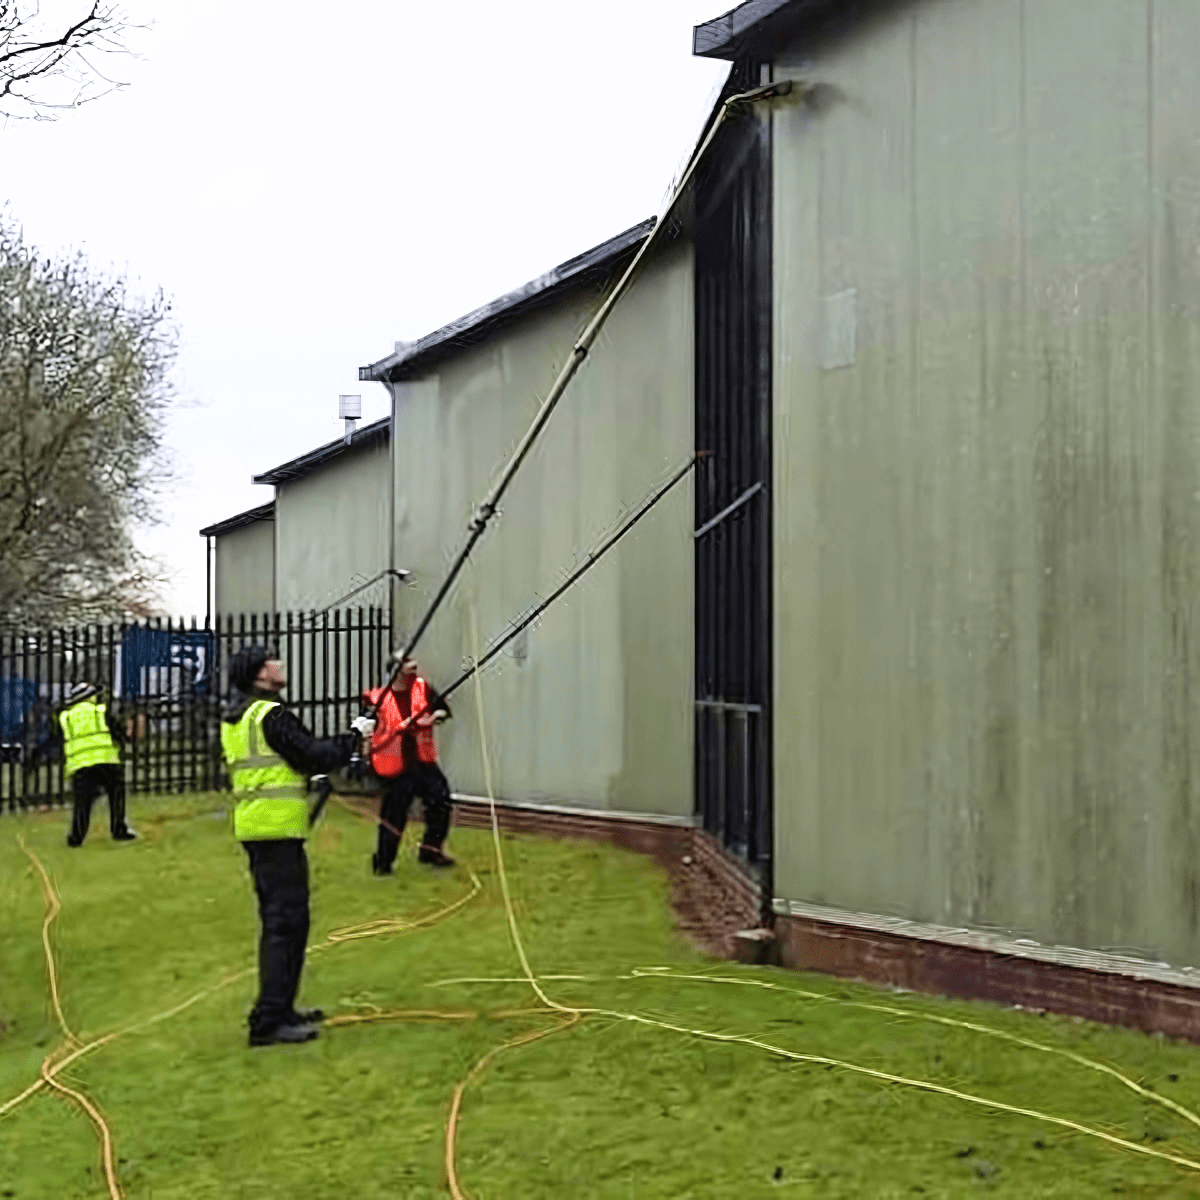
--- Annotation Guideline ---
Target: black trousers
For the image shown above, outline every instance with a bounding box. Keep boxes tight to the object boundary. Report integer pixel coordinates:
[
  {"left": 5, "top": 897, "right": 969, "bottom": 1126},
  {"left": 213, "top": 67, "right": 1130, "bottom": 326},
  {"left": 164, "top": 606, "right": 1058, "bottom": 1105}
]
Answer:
[
  {"left": 68, "top": 764, "right": 128, "bottom": 843},
  {"left": 375, "top": 761, "right": 453, "bottom": 868},
  {"left": 242, "top": 839, "right": 310, "bottom": 1034}
]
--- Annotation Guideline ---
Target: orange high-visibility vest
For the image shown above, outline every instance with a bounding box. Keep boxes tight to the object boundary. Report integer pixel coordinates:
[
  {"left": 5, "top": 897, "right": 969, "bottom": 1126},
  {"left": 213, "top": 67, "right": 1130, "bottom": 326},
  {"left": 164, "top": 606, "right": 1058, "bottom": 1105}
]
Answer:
[{"left": 363, "top": 677, "right": 439, "bottom": 778}]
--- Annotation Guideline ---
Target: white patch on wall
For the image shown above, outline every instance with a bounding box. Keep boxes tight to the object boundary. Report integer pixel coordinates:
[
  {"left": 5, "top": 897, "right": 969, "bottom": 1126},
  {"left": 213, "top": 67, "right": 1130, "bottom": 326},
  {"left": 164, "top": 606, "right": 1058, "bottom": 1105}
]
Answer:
[{"left": 822, "top": 288, "right": 857, "bottom": 370}]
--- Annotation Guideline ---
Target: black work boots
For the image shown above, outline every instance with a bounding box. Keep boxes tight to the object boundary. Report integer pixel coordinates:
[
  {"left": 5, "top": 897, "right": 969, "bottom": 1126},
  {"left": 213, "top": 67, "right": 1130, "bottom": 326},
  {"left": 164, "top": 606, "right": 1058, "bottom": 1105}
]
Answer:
[
  {"left": 372, "top": 846, "right": 455, "bottom": 873},
  {"left": 418, "top": 844, "right": 455, "bottom": 868},
  {"left": 288, "top": 1008, "right": 325, "bottom": 1025},
  {"left": 249, "top": 1021, "right": 319, "bottom": 1048}
]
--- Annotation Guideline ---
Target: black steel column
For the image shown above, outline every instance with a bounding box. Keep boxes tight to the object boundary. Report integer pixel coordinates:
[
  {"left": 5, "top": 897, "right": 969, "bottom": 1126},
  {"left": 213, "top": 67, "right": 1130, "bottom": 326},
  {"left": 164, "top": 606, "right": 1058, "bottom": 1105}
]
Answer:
[{"left": 694, "top": 57, "right": 774, "bottom": 903}]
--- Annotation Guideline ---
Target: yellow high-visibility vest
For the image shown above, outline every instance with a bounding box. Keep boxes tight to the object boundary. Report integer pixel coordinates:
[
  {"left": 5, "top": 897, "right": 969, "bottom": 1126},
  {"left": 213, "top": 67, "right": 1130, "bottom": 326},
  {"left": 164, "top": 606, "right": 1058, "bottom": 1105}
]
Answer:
[
  {"left": 59, "top": 699, "right": 120, "bottom": 778},
  {"left": 220, "top": 700, "right": 308, "bottom": 841}
]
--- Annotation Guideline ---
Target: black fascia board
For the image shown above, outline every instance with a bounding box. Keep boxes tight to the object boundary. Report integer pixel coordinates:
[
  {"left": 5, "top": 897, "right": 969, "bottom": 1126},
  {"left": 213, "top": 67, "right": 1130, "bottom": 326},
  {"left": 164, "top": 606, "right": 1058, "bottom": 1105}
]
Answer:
[
  {"left": 251, "top": 416, "right": 391, "bottom": 486},
  {"left": 199, "top": 501, "right": 275, "bottom": 538},
  {"left": 693, "top": 0, "right": 846, "bottom": 60},
  {"left": 359, "top": 218, "right": 656, "bottom": 385}
]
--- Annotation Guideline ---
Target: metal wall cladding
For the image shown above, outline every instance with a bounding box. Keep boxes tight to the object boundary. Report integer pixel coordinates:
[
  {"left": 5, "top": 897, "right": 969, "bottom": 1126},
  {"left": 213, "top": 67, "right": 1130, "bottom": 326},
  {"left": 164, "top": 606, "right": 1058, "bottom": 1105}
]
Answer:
[
  {"left": 770, "top": 0, "right": 1200, "bottom": 968},
  {"left": 390, "top": 241, "right": 696, "bottom": 819},
  {"left": 274, "top": 439, "right": 391, "bottom": 614},
  {"left": 214, "top": 519, "right": 275, "bottom": 618}
]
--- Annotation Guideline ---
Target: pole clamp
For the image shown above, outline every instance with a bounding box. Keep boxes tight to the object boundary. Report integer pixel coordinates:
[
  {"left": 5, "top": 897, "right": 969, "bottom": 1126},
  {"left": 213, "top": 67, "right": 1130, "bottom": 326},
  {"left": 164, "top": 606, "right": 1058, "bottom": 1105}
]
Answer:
[{"left": 470, "top": 501, "right": 496, "bottom": 532}]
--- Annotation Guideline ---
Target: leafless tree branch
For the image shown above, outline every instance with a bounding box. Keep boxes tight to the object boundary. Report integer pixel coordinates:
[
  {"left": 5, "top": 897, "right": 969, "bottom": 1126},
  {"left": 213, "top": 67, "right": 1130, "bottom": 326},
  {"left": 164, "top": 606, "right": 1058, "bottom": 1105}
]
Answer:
[{"left": 0, "top": 1, "right": 140, "bottom": 121}]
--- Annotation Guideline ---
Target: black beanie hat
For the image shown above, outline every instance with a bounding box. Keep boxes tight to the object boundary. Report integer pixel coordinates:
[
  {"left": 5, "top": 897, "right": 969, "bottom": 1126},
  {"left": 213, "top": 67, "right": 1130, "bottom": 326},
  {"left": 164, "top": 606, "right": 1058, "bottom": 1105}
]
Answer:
[{"left": 228, "top": 644, "right": 272, "bottom": 694}]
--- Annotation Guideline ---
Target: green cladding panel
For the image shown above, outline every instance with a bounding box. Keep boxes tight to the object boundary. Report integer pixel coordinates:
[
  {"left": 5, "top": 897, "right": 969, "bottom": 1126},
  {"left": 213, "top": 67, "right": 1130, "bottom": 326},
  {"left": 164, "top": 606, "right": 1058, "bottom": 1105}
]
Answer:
[
  {"left": 275, "top": 439, "right": 391, "bottom": 613},
  {"left": 215, "top": 519, "right": 275, "bottom": 618},
  {"left": 391, "top": 240, "right": 696, "bottom": 818},
  {"left": 771, "top": 0, "right": 1200, "bottom": 967}
]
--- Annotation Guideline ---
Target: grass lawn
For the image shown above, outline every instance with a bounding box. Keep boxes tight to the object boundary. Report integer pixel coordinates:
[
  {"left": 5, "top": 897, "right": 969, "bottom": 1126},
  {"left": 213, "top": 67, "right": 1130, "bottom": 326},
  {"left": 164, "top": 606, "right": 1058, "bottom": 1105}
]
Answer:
[{"left": 4, "top": 794, "right": 1200, "bottom": 1198}]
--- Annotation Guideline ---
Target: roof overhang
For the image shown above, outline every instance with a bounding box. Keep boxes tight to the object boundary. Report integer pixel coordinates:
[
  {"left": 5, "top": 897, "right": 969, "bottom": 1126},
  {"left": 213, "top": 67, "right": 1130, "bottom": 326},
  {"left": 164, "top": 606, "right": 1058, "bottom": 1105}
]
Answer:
[
  {"left": 693, "top": 0, "right": 848, "bottom": 60},
  {"left": 359, "top": 218, "right": 655, "bottom": 385},
  {"left": 252, "top": 416, "right": 390, "bottom": 486},
  {"left": 199, "top": 501, "right": 275, "bottom": 538}
]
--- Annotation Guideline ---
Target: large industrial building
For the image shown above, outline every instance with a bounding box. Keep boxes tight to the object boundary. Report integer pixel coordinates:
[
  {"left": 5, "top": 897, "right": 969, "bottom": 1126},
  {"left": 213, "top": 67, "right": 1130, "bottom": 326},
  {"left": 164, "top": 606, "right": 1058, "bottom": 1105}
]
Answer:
[{"left": 202, "top": 0, "right": 1200, "bottom": 1037}]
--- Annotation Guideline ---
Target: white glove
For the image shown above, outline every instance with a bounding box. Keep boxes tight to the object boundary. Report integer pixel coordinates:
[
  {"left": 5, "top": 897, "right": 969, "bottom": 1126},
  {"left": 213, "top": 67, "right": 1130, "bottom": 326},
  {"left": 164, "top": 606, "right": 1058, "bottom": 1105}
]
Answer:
[{"left": 350, "top": 716, "right": 376, "bottom": 737}]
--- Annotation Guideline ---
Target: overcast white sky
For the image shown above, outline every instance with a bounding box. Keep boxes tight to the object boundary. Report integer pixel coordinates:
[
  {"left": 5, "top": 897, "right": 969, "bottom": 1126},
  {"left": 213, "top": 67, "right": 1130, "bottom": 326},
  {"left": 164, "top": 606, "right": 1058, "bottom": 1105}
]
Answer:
[{"left": 1, "top": 2, "right": 730, "bottom": 617}]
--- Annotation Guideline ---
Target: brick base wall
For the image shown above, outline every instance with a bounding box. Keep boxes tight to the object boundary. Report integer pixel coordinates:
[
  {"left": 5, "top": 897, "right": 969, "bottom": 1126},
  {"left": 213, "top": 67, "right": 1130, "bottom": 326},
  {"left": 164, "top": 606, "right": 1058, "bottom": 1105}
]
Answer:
[
  {"left": 774, "top": 914, "right": 1200, "bottom": 1044},
  {"left": 445, "top": 794, "right": 1200, "bottom": 1042},
  {"left": 449, "top": 796, "right": 761, "bottom": 956}
]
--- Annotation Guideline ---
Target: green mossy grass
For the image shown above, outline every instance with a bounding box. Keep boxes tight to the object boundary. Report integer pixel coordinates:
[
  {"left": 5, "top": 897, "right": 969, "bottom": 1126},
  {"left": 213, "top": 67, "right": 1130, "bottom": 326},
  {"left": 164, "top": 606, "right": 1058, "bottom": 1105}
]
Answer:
[{"left": 3, "top": 794, "right": 1200, "bottom": 1197}]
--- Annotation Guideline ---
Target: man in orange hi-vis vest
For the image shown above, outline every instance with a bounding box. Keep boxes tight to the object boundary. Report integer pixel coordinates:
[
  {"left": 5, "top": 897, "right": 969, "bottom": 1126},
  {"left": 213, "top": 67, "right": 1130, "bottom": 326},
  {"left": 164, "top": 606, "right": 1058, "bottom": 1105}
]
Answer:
[{"left": 361, "top": 653, "right": 456, "bottom": 874}]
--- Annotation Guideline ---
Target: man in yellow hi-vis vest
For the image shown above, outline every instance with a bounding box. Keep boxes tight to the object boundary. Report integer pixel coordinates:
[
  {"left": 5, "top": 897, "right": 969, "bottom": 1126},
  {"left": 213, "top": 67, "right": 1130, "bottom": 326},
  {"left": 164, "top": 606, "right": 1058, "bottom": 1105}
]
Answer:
[
  {"left": 59, "top": 683, "right": 136, "bottom": 847},
  {"left": 222, "top": 644, "right": 374, "bottom": 1048}
]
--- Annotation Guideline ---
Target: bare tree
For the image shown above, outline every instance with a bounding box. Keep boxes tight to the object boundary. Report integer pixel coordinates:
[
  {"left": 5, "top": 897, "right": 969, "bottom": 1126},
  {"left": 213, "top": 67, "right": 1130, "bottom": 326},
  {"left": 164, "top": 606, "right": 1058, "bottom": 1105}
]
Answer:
[
  {"left": 0, "top": 212, "right": 178, "bottom": 626},
  {"left": 1, "top": 1, "right": 137, "bottom": 121}
]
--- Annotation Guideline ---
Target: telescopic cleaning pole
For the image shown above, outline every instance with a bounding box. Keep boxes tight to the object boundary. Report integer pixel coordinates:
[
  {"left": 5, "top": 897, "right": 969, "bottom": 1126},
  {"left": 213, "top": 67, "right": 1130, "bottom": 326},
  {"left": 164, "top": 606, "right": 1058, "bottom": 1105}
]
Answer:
[
  {"left": 342, "top": 455, "right": 698, "bottom": 786},
  {"left": 371, "top": 454, "right": 700, "bottom": 739},
  {"left": 362, "top": 80, "right": 791, "bottom": 720},
  {"left": 440, "top": 454, "right": 699, "bottom": 703}
]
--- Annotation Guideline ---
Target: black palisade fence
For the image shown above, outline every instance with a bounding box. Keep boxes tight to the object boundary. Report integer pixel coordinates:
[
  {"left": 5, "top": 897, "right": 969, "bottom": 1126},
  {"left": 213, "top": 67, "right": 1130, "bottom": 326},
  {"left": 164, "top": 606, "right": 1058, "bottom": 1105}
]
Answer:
[{"left": 0, "top": 607, "right": 390, "bottom": 812}]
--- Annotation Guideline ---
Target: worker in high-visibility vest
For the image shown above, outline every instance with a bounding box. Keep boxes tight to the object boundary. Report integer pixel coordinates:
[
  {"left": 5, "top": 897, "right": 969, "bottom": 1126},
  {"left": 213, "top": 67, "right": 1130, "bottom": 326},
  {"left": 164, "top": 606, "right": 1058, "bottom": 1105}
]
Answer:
[
  {"left": 59, "top": 683, "right": 136, "bottom": 847},
  {"left": 362, "top": 653, "right": 455, "bottom": 875},
  {"left": 222, "top": 644, "right": 375, "bottom": 1048}
]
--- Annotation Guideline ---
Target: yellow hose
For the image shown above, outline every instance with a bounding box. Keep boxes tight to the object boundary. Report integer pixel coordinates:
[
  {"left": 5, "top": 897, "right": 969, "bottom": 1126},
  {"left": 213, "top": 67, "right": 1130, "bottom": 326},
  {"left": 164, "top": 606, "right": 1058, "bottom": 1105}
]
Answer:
[
  {"left": 440, "top": 594, "right": 1200, "bottom": 1193},
  {"left": 20, "top": 838, "right": 78, "bottom": 1046},
  {"left": 4, "top": 817, "right": 483, "bottom": 1200},
  {"left": 12, "top": 637, "right": 1200, "bottom": 1196},
  {"left": 15, "top": 840, "right": 123, "bottom": 1199}
]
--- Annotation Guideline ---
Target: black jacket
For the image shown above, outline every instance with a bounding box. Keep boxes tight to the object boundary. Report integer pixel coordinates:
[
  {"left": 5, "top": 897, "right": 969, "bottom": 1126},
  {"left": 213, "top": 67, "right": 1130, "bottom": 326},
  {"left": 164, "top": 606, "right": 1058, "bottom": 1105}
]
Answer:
[{"left": 222, "top": 689, "right": 356, "bottom": 777}]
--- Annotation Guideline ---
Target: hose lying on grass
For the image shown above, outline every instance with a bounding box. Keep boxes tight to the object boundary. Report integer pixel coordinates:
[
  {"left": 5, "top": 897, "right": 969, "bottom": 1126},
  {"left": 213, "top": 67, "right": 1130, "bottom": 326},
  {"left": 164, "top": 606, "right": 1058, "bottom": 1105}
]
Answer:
[
  {"left": 12, "top": 839, "right": 123, "bottom": 1200},
  {"left": 2, "top": 818, "right": 485, "bottom": 1200},
  {"left": 434, "top": 965, "right": 1200, "bottom": 1139},
  {"left": 13, "top": 654, "right": 1200, "bottom": 1196},
  {"left": 431, "top": 593, "right": 1200, "bottom": 1199}
]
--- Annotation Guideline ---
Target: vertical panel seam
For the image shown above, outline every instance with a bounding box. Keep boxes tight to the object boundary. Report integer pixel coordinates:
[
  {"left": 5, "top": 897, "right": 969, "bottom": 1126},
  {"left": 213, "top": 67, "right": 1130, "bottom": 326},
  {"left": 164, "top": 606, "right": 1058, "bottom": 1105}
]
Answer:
[{"left": 1145, "top": 0, "right": 1157, "bottom": 940}]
